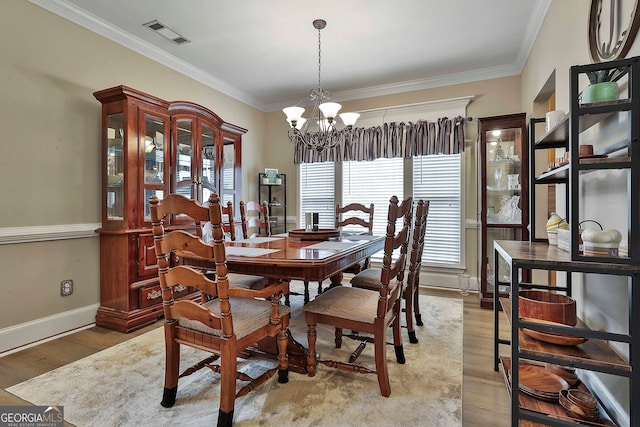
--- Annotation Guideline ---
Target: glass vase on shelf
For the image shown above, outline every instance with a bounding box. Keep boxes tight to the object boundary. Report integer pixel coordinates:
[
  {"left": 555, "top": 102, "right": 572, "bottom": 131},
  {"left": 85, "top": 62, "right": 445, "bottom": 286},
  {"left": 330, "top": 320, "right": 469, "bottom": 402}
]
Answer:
[{"left": 493, "top": 168, "right": 503, "bottom": 190}]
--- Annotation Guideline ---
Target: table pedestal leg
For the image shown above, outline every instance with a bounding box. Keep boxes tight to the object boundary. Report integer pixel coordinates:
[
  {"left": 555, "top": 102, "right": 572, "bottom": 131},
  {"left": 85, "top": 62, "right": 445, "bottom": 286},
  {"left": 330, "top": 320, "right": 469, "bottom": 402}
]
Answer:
[
  {"left": 328, "top": 271, "right": 344, "bottom": 288},
  {"left": 251, "top": 329, "right": 308, "bottom": 374}
]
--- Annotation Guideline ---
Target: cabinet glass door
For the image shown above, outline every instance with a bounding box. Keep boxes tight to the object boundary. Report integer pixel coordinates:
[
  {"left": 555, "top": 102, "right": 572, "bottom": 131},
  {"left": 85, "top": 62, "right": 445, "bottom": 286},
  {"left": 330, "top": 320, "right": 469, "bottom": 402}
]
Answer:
[
  {"left": 106, "top": 113, "right": 124, "bottom": 220},
  {"left": 143, "top": 113, "right": 168, "bottom": 222},
  {"left": 485, "top": 129, "right": 524, "bottom": 225},
  {"left": 478, "top": 113, "right": 528, "bottom": 309},
  {"left": 200, "top": 123, "right": 217, "bottom": 202},
  {"left": 175, "top": 118, "right": 194, "bottom": 198},
  {"left": 221, "top": 139, "right": 236, "bottom": 208}
]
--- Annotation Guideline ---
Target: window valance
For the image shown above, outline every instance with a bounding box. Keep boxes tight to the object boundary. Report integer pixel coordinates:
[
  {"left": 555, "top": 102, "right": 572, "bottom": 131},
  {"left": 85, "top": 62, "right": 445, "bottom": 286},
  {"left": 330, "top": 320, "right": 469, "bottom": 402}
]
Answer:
[{"left": 293, "top": 116, "right": 467, "bottom": 164}]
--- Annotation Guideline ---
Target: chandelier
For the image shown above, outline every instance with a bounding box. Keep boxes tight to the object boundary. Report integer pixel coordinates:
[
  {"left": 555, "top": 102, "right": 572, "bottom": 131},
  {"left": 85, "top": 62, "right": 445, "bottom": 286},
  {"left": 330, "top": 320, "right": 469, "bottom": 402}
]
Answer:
[{"left": 283, "top": 19, "right": 359, "bottom": 152}]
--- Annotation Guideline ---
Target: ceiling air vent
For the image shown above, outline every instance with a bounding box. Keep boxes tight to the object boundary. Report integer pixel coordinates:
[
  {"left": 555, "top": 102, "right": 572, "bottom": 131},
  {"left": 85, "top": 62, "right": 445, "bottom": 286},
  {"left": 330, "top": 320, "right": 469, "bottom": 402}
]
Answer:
[{"left": 143, "top": 20, "right": 190, "bottom": 45}]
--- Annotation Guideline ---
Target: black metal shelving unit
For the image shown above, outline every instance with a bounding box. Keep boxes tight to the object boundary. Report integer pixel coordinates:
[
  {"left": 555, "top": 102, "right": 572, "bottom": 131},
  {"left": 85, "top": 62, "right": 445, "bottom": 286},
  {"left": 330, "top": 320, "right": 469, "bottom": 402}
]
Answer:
[
  {"left": 258, "top": 173, "right": 287, "bottom": 234},
  {"left": 495, "top": 56, "right": 640, "bottom": 427}
]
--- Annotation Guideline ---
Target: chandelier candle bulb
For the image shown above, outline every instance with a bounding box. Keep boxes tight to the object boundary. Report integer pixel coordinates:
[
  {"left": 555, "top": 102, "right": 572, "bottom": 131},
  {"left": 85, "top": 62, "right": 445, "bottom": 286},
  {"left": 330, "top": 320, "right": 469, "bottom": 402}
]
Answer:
[
  {"left": 340, "top": 112, "right": 360, "bottom": 127},
  {"left": 318, "top": 102, "right": 342, "bottom": 119}
]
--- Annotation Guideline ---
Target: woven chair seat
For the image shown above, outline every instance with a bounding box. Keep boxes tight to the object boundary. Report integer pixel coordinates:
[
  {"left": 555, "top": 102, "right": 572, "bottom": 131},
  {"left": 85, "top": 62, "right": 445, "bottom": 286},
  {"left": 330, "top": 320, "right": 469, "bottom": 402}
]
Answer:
[
  {"left": 178, "top": 296, "right": 290, "bottom": 338},
  {"left": 228, "top": 273, "right": 266, "bottom": 290},
  {"left": 304, "top": 286, "right": 378, "bottom": 325},
  {"left": 205, "top": 272, "right": 267, "bottom": 290},
  {"left": 349, "top": 268, "right": 381, "bottom": 290}
]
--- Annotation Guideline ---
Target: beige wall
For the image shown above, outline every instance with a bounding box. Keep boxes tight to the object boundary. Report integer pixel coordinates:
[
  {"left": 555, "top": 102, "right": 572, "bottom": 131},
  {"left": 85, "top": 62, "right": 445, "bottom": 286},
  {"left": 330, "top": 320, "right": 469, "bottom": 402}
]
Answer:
[{"left": 0, "top": 1, "right": 267, "bottom": 329}]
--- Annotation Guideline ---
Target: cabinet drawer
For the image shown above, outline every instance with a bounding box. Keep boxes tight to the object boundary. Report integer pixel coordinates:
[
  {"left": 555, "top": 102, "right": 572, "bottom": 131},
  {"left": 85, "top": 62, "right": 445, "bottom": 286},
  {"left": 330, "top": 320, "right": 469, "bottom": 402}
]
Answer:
[{"left": 139, "top": 284, "right": 192, "bottom": 309}]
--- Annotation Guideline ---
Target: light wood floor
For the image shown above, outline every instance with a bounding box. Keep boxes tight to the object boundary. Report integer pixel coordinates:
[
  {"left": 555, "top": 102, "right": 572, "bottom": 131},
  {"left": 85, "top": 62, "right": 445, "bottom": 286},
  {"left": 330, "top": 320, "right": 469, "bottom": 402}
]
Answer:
[{"left": 0, "top": 288, "right": 512, "bottom": 426}]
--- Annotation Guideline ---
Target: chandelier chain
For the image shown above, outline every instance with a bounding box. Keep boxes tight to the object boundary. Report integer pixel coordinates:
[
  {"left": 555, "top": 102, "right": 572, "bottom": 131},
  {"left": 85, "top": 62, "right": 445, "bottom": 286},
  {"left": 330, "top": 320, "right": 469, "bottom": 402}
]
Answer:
[{"left": 317, "top": 24, "right": 322, "bottom": 93}]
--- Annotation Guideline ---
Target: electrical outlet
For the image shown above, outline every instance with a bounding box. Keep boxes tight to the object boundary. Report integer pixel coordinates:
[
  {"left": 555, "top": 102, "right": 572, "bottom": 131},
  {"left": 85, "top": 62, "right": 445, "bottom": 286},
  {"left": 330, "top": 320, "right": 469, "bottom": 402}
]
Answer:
[{"left": 61, "top": 279, "right": 73, "bottom": 296}]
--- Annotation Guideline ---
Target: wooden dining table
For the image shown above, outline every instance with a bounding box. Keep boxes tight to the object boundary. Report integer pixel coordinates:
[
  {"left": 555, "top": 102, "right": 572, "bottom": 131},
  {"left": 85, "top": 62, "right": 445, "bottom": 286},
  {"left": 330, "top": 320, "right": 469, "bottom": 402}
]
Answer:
[{"left": 184, "top": 231, "right": 385, "bottom": 374}]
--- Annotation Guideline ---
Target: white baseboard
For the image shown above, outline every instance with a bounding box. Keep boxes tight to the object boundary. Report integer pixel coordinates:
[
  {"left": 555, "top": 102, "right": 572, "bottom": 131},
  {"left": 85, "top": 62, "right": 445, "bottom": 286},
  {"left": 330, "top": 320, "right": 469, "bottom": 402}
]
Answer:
[
  {"left": 420, "top": 271, "right": 479, "bottom": 292},
  {"left": 578, "top": 370, "right": 629, "bottom": 427},
  {"left": 0, "top": 304, "right": 99, "bottom": 356}
]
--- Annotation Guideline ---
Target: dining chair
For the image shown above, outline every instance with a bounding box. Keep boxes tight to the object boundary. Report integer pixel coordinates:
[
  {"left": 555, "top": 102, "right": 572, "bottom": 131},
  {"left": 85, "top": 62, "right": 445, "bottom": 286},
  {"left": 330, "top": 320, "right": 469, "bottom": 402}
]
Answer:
[
  {"left": 303, "top": 195, "right": 412, "bottom": 397},
  {"left": 236, "top": 199, "right": 292, "bottom": 304},
  {"left": 155, "top": 194, "right": 269, "bottom": 292},
  {"left": 239, "top": 200, "right": 271, "bottom": 239},
  {"left": 350, "top": 200, "right": 429, "bottom": 344},
  {"left": 221, "top": 200, "right": 236, "bottom": 241},
  {"left": 150, "top": 193, "right": 290, "bottom": 427},
  {"left": 335, "top": 202, "right": 375, "bottom": 273},
  {"left": 301, "top": 202, "right": 375, "bottom": 304}
]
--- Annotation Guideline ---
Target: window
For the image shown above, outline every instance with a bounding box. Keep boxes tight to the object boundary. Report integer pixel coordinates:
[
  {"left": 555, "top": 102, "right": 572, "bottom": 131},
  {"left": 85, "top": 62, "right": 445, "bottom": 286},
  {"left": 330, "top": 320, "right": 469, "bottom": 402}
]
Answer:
[
  {"left": 299, "top": 154, "right": 463, "bottom": 268},
  {"left": 299, "top": 162, "right": 335, "bottom": 228},
  {"left": 342, "top": 158, "right": 404, "bottom": 261},
  {"left": 298, "top": 98, "right": 470, "bottom": 271},
  {"left": 413, "top": 154, "right": 462, "bottom": 267}
]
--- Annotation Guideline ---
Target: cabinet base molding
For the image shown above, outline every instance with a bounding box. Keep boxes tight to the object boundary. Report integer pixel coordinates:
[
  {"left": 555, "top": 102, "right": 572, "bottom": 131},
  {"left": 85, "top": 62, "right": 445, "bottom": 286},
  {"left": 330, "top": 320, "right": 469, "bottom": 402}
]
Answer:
[{"left": 95, "top": 292, "right": 200, "bottom": 333}]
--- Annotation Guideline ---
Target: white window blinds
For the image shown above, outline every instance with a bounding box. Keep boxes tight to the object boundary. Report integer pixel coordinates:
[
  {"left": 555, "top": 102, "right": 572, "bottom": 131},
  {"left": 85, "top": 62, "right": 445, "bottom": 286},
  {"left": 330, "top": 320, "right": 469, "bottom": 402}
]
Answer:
[
  {"left": 413, "top": 154, "right": 462, "bottom": 266},
  {"left": 342, "top": 158, "right": 404, "bottom": 261},
  {"left": 299, "top": 162, "right": 335, "bottom": 228}
]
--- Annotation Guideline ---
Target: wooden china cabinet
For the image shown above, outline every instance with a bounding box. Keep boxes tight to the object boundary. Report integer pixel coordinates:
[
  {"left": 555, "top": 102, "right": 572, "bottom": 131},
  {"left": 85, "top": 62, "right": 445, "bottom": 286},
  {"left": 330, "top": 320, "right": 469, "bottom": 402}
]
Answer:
[{"left": 94, "top": 85, "right": 246, "bottom": 332}]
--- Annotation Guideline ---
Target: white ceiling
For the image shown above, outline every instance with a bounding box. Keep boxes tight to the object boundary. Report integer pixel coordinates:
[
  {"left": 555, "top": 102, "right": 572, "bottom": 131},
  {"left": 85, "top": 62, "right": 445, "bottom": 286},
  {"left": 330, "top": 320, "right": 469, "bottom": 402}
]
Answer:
[{"left": 32, "top": 0, "right": 551, "bottom": 112}]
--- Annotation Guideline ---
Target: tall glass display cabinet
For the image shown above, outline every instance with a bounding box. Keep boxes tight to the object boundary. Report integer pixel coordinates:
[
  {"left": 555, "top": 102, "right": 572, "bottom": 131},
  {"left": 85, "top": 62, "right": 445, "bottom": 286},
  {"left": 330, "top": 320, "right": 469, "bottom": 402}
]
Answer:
[
  {"left": 478, "top": 113, "right": 529, "bottom": 309},
  {"left": 94, "top": 85, "right": 246, "bottom": 332}
]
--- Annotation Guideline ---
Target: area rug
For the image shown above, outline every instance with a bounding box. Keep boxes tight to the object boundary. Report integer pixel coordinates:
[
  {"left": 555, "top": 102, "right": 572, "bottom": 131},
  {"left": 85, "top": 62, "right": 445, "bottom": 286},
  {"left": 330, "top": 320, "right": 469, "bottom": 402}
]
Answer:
[{"left": 8, "top": 285, "right": 463, "bottom": 427}]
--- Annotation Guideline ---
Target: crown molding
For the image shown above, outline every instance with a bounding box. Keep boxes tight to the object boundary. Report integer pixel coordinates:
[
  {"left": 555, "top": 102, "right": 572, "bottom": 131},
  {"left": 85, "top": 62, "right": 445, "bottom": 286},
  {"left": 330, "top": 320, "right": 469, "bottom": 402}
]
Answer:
[
  {"left": 28, "top": 0, "right": 267, "bottom": 110},
  {"left": 269, "top": 63, "right": 519, "bottom": 113},
  {"left": 355, "top": 96, "right": 474, "bottom": 125},
  {"left": 30, "top": 0, "right": 549, "bottom": 113},
  {"left": 515, "top": 0, "right": 552, "bottom": 69}
]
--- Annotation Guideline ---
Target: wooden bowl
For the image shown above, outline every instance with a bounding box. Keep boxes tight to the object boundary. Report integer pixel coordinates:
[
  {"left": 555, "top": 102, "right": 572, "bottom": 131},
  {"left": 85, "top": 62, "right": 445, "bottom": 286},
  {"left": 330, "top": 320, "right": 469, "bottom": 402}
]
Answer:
[
  {"left": 559, "top": 390, "right": 600, "bottom": 421},
  {"left": 518, "top": 290, "right": 577, "bottom": 326},
  {"left": 567, "top": 389, "right": 598, "bottom": 410}
]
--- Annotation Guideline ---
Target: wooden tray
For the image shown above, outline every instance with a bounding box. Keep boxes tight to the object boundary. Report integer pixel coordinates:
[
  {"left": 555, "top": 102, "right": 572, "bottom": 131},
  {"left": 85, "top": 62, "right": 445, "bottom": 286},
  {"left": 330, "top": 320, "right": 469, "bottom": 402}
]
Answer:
[
  {"left": 501, "top": 358, "right": 617, "bottom": 427},
  {"left": 520, "top": 317, "right": 589, "bottom": 346},
  {"left": 518, "top": 364, "right": 569, "bottom": 398},
  {"left": 288, "top": 228, "right": 340, "bottom": 240}
]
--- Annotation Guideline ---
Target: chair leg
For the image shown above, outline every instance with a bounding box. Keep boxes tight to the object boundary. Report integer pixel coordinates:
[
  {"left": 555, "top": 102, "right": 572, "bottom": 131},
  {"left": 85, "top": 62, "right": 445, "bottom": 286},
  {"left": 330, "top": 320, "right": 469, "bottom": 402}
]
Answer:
[
  {"left": 218, "top": 341, "right": 237, "bottom": 427},
  {"left": 404, "top": 286, "right": 418, "bottom": 344},
  {"left": 393, "top": 300, "right": 405, "bottom": 364},
  {"left": 161, "top": 323, "right": 180, "bottom": 408},
  {"left": 277, "top": 326, "right": 289, "bottom": 384},
  {"left": 414, "top": 284, "right": 423, "bottom": 326},
  {"left": 374, "top": 327, "right": 391, "bottom": 397},
  {"left": 217, "top": 410, "right": 234, "bottom": 427},
  {"left": 317, "top": 281, "right": 323, "bottom": 295},
  {"left": 306, "top": 323, "right": 318, "bottom": 377}
]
